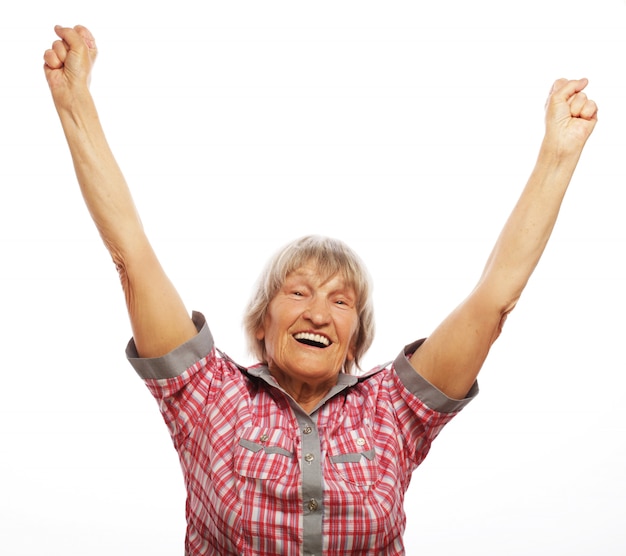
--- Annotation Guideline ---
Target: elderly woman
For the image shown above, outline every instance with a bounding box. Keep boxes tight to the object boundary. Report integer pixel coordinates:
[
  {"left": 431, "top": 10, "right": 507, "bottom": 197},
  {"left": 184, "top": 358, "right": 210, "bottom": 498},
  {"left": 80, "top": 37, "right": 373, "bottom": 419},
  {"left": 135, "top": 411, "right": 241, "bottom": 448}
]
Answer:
[{"left": 44, "top": 25, "right": 597, "bottom": 556}]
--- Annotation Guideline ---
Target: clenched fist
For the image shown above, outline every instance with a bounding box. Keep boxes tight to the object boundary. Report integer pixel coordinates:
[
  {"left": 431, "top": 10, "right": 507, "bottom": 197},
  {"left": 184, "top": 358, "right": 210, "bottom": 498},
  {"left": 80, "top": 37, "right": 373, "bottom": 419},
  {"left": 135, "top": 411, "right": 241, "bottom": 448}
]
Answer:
[
  {"left": 43, "top": 25, "right": 98, "bottom": 110},
  {"left": 544, "top": 78, "right": 598, "bottom": 158}
]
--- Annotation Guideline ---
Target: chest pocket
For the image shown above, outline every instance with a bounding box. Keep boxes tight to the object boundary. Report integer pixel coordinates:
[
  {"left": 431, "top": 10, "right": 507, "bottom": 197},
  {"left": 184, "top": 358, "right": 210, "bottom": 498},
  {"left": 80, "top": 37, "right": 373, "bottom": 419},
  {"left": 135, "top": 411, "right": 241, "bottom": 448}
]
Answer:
[
  {"left": 327, "top": 427, "right": 378, "bottom": 486},
  {"left": 235, "top": 426, "right": 295, "bottom": 480}
]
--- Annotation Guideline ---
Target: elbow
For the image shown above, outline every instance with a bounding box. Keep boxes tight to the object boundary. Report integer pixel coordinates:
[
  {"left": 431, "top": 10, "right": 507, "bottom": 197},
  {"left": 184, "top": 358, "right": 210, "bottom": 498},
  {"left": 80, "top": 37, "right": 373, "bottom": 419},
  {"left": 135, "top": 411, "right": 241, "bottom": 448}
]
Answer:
[
  {"left": 112, "top": 254, "right": 141, "bottom": 322},
  {"left": 494, "top": 304, "right": 514, "bottom": 342},
  {"left": 493, "top": 289, "right": 524, "bottom": 341},
  {"left": 109, "top": 247, "right": 133, "bottom": 304},
  {"left": 472, "top": 281, "right": 521, "bottom": 344}
]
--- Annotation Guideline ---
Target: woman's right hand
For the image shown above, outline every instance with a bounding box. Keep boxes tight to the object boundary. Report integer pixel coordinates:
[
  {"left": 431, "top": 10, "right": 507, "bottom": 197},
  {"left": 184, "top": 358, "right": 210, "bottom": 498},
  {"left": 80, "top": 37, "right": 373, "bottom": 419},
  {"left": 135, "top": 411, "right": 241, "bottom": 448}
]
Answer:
[{"left": 43, "top": 25, "right": 97, "bottom": 109}]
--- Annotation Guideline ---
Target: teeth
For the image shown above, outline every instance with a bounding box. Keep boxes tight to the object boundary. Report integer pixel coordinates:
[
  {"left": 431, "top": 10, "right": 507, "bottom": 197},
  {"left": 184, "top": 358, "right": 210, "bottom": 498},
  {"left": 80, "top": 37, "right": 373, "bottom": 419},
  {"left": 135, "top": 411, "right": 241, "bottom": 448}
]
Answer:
[{"left": 294, "top": 332, "right": 330, "bottom": 347}]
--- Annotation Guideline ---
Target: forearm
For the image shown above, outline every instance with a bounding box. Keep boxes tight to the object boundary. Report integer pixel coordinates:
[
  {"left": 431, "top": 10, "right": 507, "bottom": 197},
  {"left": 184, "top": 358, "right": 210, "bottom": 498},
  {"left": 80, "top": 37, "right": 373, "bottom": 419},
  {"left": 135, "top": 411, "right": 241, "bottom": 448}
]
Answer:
[
  {"left": 410, "top": 142, "right": 585, "bottom": 398},
  {"left": 477, "top": 140, "right": 582, "bottom": 310},
  {"left": 55, "top": 88, "right": 146, "bottom": 260}
]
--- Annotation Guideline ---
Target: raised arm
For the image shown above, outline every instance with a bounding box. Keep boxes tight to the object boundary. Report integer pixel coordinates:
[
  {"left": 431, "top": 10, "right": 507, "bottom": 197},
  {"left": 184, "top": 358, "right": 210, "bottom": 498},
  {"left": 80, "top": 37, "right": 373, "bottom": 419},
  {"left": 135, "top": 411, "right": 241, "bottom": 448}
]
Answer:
[
  {"left": 410, "top": 78, "right": 598, "bottom": 399},
  {"left": 44, "top": 25, "right": 197, "bottom": 357}
]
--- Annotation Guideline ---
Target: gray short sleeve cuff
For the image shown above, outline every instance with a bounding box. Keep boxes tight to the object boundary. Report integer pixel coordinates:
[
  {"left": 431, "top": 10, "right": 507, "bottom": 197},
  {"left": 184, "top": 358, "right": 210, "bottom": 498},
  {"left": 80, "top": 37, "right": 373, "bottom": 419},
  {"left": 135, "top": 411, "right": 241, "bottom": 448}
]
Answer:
[
  {"left": 125, "top": 311, "right": 214, "bottom": 380},
  {"left": 394, "top": 339, "right": 479, "bottom": 413}
]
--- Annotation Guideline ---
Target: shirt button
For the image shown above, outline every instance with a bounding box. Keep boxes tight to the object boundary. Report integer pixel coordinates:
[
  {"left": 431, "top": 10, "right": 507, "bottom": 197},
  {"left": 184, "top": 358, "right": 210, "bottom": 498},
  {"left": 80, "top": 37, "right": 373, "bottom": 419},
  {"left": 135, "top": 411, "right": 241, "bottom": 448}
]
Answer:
[
  {"left": 307, "top": 498, "right": 319, "bottom": 512},
  {"left": 304, "top": 453, "right": 315, "bottom": 463},
  {"left": 356, "top": 437, "right": 366, "bottom": 446},
  {"left": 259, "top": 434, "right": 269, "bottom": 443},
  {"left": 303, "top": 425, "right": 313, "bottom": 434}
]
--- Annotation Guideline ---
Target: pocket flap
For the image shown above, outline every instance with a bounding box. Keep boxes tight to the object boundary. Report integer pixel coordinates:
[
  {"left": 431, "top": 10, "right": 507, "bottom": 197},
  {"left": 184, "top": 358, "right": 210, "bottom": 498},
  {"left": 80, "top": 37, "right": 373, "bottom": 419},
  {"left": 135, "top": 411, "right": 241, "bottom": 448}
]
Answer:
[{"left": 329, "top": 448, "right": 375, "bottom": 464}]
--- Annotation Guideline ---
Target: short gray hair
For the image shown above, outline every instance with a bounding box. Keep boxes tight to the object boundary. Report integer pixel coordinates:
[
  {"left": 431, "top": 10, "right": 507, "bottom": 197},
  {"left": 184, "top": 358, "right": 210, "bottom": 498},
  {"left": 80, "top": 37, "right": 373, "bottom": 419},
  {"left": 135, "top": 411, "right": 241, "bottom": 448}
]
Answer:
[{"left": 243, "top": 235, "right": 375, "bottom": 373}]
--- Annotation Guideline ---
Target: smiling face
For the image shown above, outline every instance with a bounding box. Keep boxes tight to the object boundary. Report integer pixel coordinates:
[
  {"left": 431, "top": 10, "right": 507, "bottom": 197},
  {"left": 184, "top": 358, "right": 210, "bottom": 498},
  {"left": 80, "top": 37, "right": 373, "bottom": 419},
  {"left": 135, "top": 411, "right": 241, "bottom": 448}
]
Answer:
[{"left": 255, "top": 262, "right": 360, "bottom": 392}]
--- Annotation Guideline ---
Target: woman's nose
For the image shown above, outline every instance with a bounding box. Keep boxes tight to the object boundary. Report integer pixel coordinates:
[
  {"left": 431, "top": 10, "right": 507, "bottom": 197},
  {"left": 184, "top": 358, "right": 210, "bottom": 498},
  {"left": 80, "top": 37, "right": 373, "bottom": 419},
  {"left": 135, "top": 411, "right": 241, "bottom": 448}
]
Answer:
[{"left": 303, "top": 297, "right": 331, "bottom": 325}]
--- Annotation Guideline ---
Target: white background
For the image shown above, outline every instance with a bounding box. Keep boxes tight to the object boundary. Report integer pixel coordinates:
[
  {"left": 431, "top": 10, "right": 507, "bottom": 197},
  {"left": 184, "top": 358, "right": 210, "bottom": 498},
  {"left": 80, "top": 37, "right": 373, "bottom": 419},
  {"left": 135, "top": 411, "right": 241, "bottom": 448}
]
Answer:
[{"left": 1, "top": 1, "right": 625, "bottom": 554}]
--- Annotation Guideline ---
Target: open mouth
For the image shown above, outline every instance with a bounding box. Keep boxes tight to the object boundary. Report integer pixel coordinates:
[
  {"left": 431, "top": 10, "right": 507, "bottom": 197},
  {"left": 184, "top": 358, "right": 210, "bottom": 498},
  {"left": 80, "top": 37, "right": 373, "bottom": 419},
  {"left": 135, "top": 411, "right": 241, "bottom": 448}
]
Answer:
[{"left": 293, "top": 332, "right": 331, "bottom": 349}]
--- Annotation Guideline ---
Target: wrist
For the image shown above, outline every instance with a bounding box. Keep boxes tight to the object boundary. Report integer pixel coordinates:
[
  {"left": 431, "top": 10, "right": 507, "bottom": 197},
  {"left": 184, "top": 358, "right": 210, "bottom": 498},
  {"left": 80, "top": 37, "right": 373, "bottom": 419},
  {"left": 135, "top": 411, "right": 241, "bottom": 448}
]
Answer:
[
  {"left": 54, "top": 88, "right": 98, "bottom": 129},
  {"left": 530, "top": 142, "right": 580, "bottom": 192},
  {"left": 537, "top": 135, "right": 583, "bottom": 168}
]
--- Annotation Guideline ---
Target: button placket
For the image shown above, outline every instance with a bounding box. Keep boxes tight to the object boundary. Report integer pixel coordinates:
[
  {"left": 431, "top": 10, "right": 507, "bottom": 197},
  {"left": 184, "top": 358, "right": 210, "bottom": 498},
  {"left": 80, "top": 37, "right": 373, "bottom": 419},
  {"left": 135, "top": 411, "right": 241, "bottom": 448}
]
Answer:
[{"left": 300, "top": 416, "right": 322, "bottom": 555}]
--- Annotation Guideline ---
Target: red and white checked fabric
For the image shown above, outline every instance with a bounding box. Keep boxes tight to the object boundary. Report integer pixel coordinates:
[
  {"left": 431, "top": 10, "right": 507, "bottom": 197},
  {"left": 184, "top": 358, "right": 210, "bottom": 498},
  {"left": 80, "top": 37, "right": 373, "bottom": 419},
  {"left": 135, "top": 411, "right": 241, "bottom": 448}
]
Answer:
[{"left": 129, "top": 313, "right": 476, "bottom": 555}]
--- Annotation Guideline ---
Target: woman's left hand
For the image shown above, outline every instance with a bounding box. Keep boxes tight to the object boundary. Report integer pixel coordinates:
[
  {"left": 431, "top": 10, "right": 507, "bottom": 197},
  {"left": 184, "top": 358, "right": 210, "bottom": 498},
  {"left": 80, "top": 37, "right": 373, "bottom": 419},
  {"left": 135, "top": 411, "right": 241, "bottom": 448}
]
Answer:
[{"left": 543, "top": 78, "right": 598, "bottom": 158}]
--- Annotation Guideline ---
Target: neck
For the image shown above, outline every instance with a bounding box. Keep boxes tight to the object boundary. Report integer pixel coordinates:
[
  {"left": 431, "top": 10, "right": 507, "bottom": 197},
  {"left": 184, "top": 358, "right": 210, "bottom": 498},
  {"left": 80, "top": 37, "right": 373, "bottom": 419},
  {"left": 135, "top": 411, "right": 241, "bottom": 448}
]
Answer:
[{"left": 268, "top": 366, "right": 339, "bottom": 413}]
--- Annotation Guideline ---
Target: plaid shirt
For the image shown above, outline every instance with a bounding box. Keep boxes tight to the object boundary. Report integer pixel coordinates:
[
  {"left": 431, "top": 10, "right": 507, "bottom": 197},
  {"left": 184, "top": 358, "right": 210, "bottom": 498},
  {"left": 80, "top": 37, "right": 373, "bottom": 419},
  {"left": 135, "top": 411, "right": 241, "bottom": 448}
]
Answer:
[{"left": 127, "top": 312, "right": 477, "bottom": 555}]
